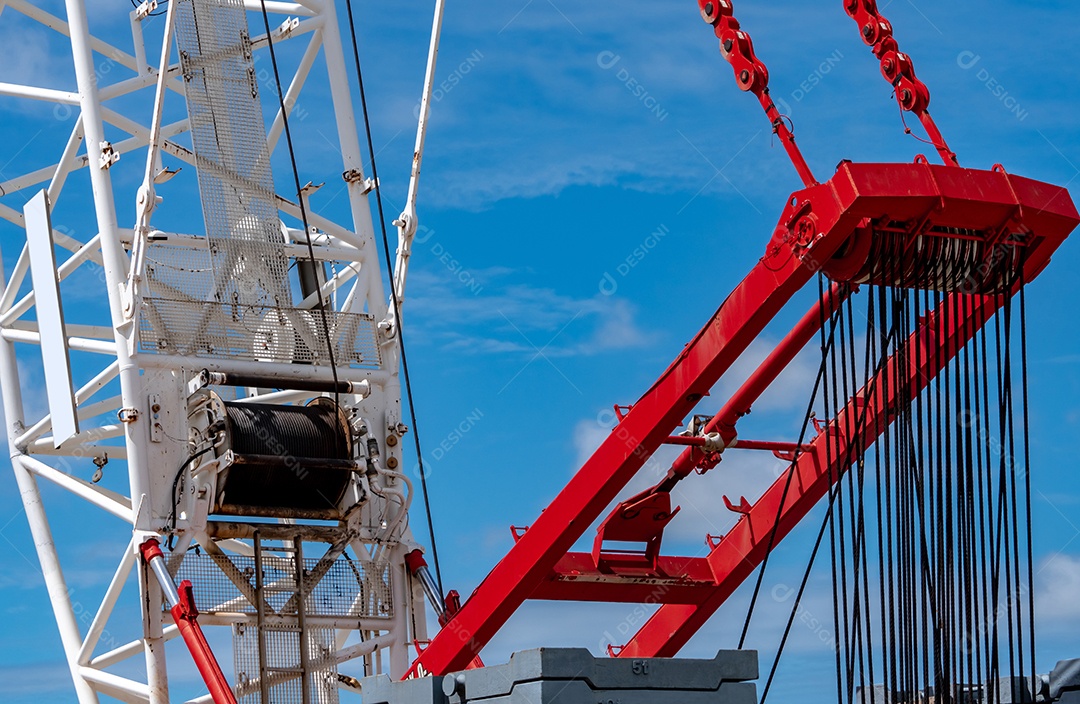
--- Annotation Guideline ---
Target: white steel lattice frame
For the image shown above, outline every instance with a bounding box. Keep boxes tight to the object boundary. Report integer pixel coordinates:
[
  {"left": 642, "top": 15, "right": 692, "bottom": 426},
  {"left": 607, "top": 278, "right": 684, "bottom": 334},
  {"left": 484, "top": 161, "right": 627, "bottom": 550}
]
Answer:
[{"left": 0, "top": 0, "right": 445, "bottom": 699}]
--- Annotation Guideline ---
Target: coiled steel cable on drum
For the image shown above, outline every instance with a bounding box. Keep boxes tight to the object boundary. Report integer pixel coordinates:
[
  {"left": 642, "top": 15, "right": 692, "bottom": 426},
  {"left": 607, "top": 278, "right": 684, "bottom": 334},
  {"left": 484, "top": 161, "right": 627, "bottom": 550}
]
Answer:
[
  {"left": 216, "top": 399, "right": 355, "bottom": 515},
  {"left": 222, "top": 400, "right": 350, "bottom": 460}
]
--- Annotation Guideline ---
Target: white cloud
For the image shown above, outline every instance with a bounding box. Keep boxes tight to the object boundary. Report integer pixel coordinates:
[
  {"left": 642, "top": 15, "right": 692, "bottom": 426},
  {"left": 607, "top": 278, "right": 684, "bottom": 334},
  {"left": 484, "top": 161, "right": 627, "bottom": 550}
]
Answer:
[
  {"left": 408, "top": 268, "right": 654, "bottom": 357},
  {"left": 1036, "top": 553, "right": 1080, "bottom": 626},
  {"left": 0, "top": 22, "right": 74, "bottom": 93},
  {"left": 396, "top": 0, "right": 814, "bottom": 211}
]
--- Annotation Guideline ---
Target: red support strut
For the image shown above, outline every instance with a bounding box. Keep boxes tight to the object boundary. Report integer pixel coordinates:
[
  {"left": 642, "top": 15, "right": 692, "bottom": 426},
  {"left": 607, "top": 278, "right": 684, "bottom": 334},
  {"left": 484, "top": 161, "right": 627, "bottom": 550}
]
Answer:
[
  {"left": 698, "top": 0, "right": 818, "bottom": 187},
  {"left": 406, "top": 161, "right": 1077, "bottom": 679},
  {"left": 139, "top": 539, "right": 238, "bottom": 704},
  {"left": 842, "top": 0, "right": 959, "bottom": 166}
]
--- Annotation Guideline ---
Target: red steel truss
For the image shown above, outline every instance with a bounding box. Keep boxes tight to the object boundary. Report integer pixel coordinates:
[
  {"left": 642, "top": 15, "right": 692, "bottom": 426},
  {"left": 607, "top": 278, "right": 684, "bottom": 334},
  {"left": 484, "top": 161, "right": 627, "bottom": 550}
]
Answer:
[{"left": 405, "top": 1, "right": 1080, "bottom": 678}]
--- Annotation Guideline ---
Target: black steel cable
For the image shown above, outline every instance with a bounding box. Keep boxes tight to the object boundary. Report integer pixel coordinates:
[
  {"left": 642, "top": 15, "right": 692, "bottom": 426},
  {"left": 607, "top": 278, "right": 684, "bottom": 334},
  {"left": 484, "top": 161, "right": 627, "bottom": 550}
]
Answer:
[
  {"left": 981, "top": 289, "right": 1002, "bottom": 704},
  {"left": 914, "top": 286, "right": 931, "bottom": 700},
  {"left": 225, "top": 401, "right": 350, "bottom": 459},
  {"left": 971, "top": 289, "right": 990, "bottom": 702},
  {"left": 833, "top": 284, "right": 854, "bottom": 704},
  {"left": 823, "top": 276, "right": 846, "bottom": 704},
  {"left": 761, "top": 481, "right": 843, "bottom": 704},
  {"left": 850, "top": 291, "right": 877, "bottom": 703},
  {"left": 1003, "top": 267, "right": 1027, "bottom": 688},
  {"left": 841, "top": 293, "right": 866, "bottom": 702},
  {"left": 256, "top": 0, "right": 342, "bottom": 417},
  {"left": 871, "top": 279, "right": 893, "bottom": 702},
  {"left": 962, "top": 288, "right": 978, "bottom": 698},
  {"left": 737, "top": 278, "right": 845, "bottom": 648},
  {"left": 892, "top": 274, "right": 908, "bottom": 699},
  {"left": 932, "top": 286, "right": 947, "bottom": 699},
  {"left": 166, "top": 444, "right": 217, "bottom": 549},
  {"left": 943, "top": 288, "right": 957, "bottom": 696},
  {"left": 341, "top": 0, "right": 444, "bottom": 595},
  {"left": 1019, "top": 274, "right": 1037, "bottom": 690},
  {"left": 994, "top": 282, "right": 1019, "bottom": 688},
  {"left": 885, "top": 280, "right": 901, "bottom": 700}
]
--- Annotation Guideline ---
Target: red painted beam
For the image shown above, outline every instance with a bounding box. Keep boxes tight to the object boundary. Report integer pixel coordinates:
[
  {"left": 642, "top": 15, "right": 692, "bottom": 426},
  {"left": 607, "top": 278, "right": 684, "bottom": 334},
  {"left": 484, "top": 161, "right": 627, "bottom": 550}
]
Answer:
[
  {"left": 531, "top": 553, "right": 718, "bottom": 605},
  {"left": 407, "top": 163, "right": 1078, "bottom": 678},
  {"left": 614, "top": 227, "right": 1073, "bottom": 659},
  {"left": 404, "top": 191, "right": 856, "bottom": 678},
  {"left": 656, "top": 286, "right": 849, "bottom": 487}
]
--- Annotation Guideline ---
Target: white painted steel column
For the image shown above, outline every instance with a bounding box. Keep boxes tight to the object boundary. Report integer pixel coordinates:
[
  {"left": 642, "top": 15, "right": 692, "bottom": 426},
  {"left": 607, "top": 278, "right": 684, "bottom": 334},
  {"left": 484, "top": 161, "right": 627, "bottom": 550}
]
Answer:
[
  {"left": 387, "top": 542, "right": 411, "bottom": 678},
  {"left": 317, "top": 0, "right": 389, "bottom": 322},
  {"left": 392, "top": 0, "right": 445, "bottom": 307},
  {"left": 0, "top": 306, "right": 98, "bottom": 700},
  {"left": 60, "top": 0, "right": 165, "bottom": 698}
]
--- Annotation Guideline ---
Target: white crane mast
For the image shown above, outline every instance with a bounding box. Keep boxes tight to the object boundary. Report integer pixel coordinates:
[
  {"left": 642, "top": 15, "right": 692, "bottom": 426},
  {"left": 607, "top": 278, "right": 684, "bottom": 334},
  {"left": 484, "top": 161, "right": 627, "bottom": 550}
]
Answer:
[{"left": 0, "top": 0, "right": 444, "bottom": 699}]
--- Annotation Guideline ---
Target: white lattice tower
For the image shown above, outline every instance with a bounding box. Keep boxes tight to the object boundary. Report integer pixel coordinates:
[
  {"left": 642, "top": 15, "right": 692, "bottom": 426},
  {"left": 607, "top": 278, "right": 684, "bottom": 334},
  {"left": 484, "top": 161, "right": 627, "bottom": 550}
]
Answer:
[{"left": 0, "top": 0, "right": 444, "bottom": 700}]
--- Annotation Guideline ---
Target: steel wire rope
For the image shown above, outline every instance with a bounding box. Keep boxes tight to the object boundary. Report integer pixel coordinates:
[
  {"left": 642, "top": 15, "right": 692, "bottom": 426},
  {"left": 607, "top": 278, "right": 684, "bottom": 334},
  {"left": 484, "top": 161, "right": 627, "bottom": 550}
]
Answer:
[
  {"left": 831, "top": 279, "right": 853, "bottom": 704},
  {"left": 959, "top": 284, "right": 979, "bottom": 696},
  {"left": 1019, "top": 271, "right": 1037, "bottom": 690},
  {"left": 1003, "top": 264, "right": 1028, "bottom": 690},
  {"left": 849, "top": 288, "right": 877, "bottom": 704},
  {"left": 761, "top": 278, "right": 897, "bottom": 703},
  {"left": 992, "top": 273, "right": 1018, "bottom": 690},
  {"left": 825, "top": 276, "right": 851, "bottom": 704},
  {"left": 737, "top": 277, "right": 845, "bottom": 649},
  {"left": 872, "top": 276, "right": 893, "bottom": 701},
  {"left": 970, "top": 287, "right": 990, "bottom": 699},
  {"left": 255, "top": 0, "right": 342, "bottom": 415},
  {"left": 341, "top": 0, "right": 444, "bottom": 595}
]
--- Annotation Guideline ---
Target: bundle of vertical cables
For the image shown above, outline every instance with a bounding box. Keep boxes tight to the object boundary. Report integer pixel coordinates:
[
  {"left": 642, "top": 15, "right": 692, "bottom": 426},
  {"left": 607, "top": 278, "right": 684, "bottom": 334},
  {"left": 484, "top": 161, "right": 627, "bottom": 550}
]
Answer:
[{"left": 758, "top": 255, "right": 1037, "bottom": 704}]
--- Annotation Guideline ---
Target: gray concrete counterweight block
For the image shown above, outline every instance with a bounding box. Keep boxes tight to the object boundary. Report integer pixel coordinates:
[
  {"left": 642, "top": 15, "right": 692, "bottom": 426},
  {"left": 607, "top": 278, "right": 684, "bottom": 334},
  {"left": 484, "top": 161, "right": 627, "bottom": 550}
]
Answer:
[{"left": 359, "top": 649, "right": 758, "bottom": 704}]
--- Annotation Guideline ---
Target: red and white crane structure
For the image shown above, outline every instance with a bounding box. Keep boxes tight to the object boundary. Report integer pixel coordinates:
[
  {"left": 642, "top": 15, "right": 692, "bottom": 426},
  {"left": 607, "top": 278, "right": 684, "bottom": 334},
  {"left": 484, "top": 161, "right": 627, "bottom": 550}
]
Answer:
[
  {"left": 406, "top": 0, "right": 1079, "bottom": 682},
  {"left": 0, "top": 0, "right": 1076, "bottom": 702}
]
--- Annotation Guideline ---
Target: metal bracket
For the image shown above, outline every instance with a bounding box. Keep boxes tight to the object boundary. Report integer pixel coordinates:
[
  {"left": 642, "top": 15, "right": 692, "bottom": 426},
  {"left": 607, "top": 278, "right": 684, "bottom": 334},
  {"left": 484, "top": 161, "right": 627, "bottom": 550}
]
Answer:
[
  {"left": 342, "top": 170, "right": 378, "bottom": 195},
  {"left": 117, "top": 407, "right": 140, "bottom": 423},
  {"left": 276, "top": 16, "right": 300, "bottom": 38},
  {"left": 149, "top": 393, "right": 163, "bottom": 442},
  {"left": 99, "top": 141, "right": 120, "bottom": 170},
  {"left": 134, "top": 0, "right": 158, "bottom": 19},
  {"left": 723, "top": 495, "right": 752, "bottom": 515}
]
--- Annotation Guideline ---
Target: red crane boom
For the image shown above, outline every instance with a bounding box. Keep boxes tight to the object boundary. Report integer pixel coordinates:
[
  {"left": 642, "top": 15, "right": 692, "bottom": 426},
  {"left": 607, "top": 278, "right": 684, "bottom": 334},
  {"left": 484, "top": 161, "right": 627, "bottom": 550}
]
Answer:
[{"left": 405, "top": 1, "right": 1080, "bottom": 679}]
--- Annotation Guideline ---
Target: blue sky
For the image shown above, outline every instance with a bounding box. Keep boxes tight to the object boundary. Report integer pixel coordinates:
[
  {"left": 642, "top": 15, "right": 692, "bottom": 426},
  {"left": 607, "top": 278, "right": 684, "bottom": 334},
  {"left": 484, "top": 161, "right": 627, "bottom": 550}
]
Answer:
[{"left": 1, "top": 0, "right": 1080, "bottom": 702}]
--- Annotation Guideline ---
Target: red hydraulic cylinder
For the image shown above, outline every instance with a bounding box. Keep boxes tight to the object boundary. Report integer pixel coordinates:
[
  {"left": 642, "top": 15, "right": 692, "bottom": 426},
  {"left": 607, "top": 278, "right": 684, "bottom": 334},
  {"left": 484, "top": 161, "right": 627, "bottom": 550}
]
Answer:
[{"left": 139, "top": 539, "right": 238, "bottom": 704}]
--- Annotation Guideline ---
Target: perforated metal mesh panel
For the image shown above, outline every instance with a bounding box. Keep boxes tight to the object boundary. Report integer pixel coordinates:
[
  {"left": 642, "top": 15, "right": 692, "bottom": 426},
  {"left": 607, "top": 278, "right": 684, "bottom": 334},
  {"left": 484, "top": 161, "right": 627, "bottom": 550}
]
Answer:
[
  {"left": 167, "top": 551, "right": 394, "bottom": 619},
  {"left": 141, "top": 239, "right": 287, "bottom": 306},
  {"left": 233, "top": 624, "right": 339, "bottom": 704},
  {"left": 174, "top": 0, "right": 286, "bottom": 307},
  {"left": 138, "top": 295, "right": 381, "bottom": 366},
  {"left": 140, "top": 0, "right": 380, "bottom": 369}
]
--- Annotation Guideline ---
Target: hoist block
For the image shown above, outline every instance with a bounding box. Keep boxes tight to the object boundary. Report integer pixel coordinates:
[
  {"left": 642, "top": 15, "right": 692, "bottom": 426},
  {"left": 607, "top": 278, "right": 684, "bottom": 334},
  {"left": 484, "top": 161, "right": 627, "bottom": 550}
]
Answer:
[{"left": 780, "top": 161, "right": 1079, "bottom": 293}]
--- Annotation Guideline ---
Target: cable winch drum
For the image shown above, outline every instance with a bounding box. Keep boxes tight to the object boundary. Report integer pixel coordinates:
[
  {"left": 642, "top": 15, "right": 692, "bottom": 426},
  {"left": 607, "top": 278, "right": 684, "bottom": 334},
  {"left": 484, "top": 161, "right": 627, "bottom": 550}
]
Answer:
[{"left": 215, "top": 397, "right": 355, "bottom": 516}]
